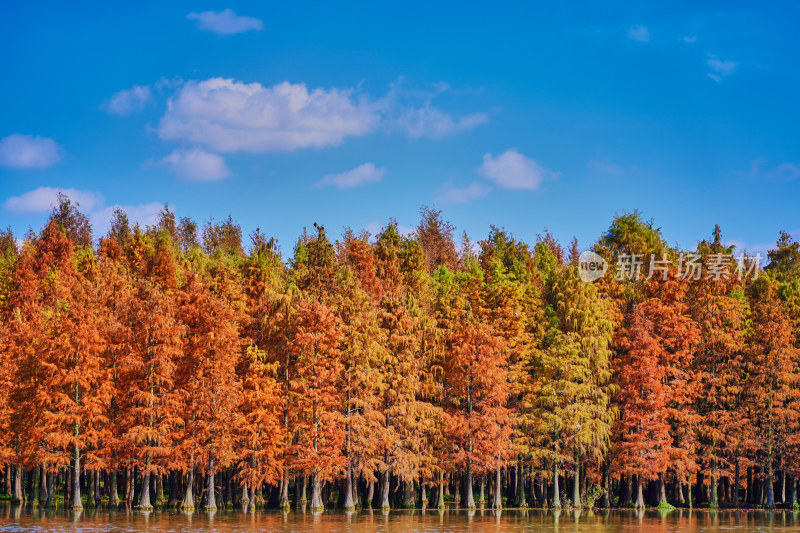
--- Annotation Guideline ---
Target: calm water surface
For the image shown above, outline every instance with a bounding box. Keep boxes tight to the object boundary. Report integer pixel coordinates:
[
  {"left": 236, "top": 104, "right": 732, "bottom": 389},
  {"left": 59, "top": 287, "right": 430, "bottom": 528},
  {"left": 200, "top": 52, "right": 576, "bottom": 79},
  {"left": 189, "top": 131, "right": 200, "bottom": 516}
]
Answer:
[{"left": 0, "top": 506, "right": 797, "bottom": 532}]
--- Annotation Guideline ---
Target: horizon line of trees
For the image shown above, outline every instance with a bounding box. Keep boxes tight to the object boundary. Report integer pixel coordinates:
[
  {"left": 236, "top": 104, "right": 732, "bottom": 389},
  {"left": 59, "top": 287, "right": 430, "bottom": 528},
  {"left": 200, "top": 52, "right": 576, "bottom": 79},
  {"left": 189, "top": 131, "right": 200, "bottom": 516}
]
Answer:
[{"left": 0, "top": 194, "right": 799, "bottom": 512}]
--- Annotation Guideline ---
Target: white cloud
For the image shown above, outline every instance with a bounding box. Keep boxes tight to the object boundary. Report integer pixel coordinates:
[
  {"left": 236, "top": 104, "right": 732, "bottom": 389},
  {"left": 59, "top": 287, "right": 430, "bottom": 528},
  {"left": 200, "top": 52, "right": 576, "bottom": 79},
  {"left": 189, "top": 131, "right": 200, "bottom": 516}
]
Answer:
[
  {"left": 159, "top": 148, "right": 230, "bottom": 181},
  {"left": 156, "top": 78, "right": 487, "bottom": 154},
  {"left": 187, "top": 9, "right": 263, "bottom": 35},
  {"left": 707, "top": 55, "right": 738, "bottom": 82},
  {"left": 0, "top": 134, "right": 61, "bottom": 168},
  {"left": 158, "top": 78, "right": 380, "bottom": 153},
  {"left": 682, "top": 35, "right": 697, "bottom": 44},
  {"left": 102, "top": 85, "right": 152, "bottom": 115},
  {"left": 478, "top": 149, "right": 557, "bottom": 190},
  {"left": 3, "top": 187, "right": 103, "bottom": 213},
  {"left": 91, "top": 202, "right": 164, "bottom": 235},
  {"left": 437, "top": 182, "right": 491, "bottom": 204},
  {"left": 396, "top": 104, "right": 488, "bottom": 139},
  {"left": 627, "top": 25, "right": 650, "bottom": 42},
  {"left": 316, "top": 163, "right": 385, "bottom": 188},
  {"left": 383, "top": 81, "right": 490, "bottom": 139}
]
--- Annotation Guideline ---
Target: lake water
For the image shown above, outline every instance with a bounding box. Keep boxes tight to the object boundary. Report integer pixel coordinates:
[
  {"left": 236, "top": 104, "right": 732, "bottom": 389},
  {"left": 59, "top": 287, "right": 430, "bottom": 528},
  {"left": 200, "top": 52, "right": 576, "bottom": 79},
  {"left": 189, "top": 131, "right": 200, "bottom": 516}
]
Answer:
[{"left": 0, "top": 506, "right": 797, "bottom": 532}]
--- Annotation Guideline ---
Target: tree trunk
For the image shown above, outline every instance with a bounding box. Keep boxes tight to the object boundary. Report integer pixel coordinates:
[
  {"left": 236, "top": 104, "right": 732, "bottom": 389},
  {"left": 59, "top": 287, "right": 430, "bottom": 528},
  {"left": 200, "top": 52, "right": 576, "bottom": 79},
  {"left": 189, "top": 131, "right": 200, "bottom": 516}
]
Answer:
[
  {"left": 240, "top": 480, "right": 249, "bottom": 505},
  {"left": 535, "top": 472, "right": 545, "bottom": 507},
  {"left": 343, "top": 464, "right": 355, "bottom": 511},
  {"left": 294, "top": 475, "right": 303, "bottom": 509},
  {"left": 39, "top": 467, "right": 48, "bottom": 504},
  {"left": 154, "top": 473, "right": 164, "bottom": 507},
  {"left": 181, "top": 468, "right": 195, "bottom": 509},
  {"left": 658, "top": 473, "right": 668, "bottom": 506},
  {"left": 674, "top": 477, "right": 684, "bottom": 506},
  {"left": 764, "top": 463, "right": 775, "bottom": 509},
  {"left": 91, "top": 471, "right": 98, "bottom": 506},
  {"left": 380, "top": 468, "right": 390, "bottom": 510},
  {"left": 11, "top": 466, "right": 24, "bottom": 503},
  {"left": 600, "top": 462, "right": 610, "bottom": 508},
  {"left": 139, "top": 467, "right": 153, "bottom": 509},
  {"left": 366, "top": 478, "right": 374, "bottom": 509},
  {"left": 633, "top": 475, "right": 645, "bottom": 509},
  {"left": 493, "top": 465, "right": 502, "bottom": 509},
  {"left": 206, "top": 457, "right": 217, "bottom": 510},
  {"left": 403, "top": 478, "right": 416, "bottom": 509},
  {"left": 71, "top": 447, "right": 83, "bottom": 510},
  {"left": 552, "top": 462, "right": 561, "bottom": 508},
  {"left": 790, "top": 476, "right": 797, "bottom": 508},
  {"left": 710, "top": 458, "right": 718, "bottom": 508},
  {"left": 517, "top": 461, "right": 527, "bottom": 507},
  {"left": 44, "top": 470, "right": 56, "bottom": 508},
  {"left": 279, "top": 468, "right": 290, "bottom": 509},
  {"left": 28, "top": 467, "right": 39, "bottom": 506},
  {"left": 310, "top": 470, "right": 323, "bottom": 512},
  {"left": 124, "top": 467, "right": 132, "bottom": 503},
  {"left": 573, "top": 449, "right": 581, "bottom": 508},
  {"left": 685, "top": 474, "right": 692, "bottom": 509},
  {"left": 781, "top": 471, "right": 786, "bottom": 505},
  {"left": 106, "top": 469, "right": 118, "bottom": 506},
  {"left": 437, "top": 471, "right": 445, "bottom": 509},
  {"left": 86, "top": 471, "right": 96, "bottom": 508}
]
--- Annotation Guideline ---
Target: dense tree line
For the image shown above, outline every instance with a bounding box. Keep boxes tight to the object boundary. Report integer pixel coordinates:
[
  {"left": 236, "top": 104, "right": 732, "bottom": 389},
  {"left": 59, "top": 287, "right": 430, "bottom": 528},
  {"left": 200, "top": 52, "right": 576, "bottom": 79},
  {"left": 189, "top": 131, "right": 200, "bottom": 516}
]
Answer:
[{"left": 1, "top": 196, "right": 799, "bottom": 511}]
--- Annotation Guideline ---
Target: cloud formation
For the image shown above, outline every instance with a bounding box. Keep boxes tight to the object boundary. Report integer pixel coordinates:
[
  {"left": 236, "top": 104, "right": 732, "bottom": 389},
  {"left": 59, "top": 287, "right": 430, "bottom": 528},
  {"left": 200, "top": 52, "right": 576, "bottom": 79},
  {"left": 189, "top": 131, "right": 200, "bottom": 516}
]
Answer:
[
  {"left": 396, "top": 105, "right": 488, "bottom": 139},
  {"left": 0, "top": 134, "right": 61, "bottom": 168},
  {"left": 479, "top": 149, "right": 556, "bottom": 190},
  {"left": 160, "top": 148, "right": 230, "bottom": 181},
  {"left": 102, "top": 85, "right": 152, "bottom": 115},
  {"left": 156, "top": 78, "right": 488, "bottom": 156},
  {"left": 437, "top": 181, "right": 491, "bottom": 204},
  {"left": 187, "top": 9, "right": 263, "bottom": 35},
  {"left": 158, "top": 78, "right": 380, "bottom": 153},
  {"left": 627, "top": 25, "right": 650, "bottom": 42},
  {"left": 316, "top": 163, "right": 386, "bottom": 188},
  {"left": 3, "top": 186, "right": 103, "bottom": 213},
  {"left": 706, "top": 55, "right": 738, "bottom": 82}
]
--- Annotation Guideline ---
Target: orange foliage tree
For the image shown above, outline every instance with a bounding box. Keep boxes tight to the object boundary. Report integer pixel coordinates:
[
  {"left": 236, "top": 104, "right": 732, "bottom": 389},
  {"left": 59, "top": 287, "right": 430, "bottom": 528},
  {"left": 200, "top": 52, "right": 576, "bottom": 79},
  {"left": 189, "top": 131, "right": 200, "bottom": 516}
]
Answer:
[
  {"left": 5, "top": 221, "right": 112, "bottom": 510},
  {"left": 615, "top": 276, "right": 698, "bottom": 508}
]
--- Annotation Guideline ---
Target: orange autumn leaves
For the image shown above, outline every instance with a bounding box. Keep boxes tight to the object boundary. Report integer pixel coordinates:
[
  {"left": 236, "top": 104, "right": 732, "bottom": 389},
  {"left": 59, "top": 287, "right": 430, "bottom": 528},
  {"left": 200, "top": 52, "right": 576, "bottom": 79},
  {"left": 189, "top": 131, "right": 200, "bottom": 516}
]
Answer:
[{"left": 1, "top": 202, "right": 800, "bottom": 511}]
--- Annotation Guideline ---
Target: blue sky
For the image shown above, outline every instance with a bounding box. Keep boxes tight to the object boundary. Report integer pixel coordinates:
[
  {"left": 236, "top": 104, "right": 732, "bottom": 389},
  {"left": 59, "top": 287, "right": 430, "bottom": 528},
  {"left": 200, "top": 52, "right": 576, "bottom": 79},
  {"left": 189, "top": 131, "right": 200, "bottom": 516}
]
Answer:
[{"left": 1, "top": 1, "right": 799, "bottom": 257}]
